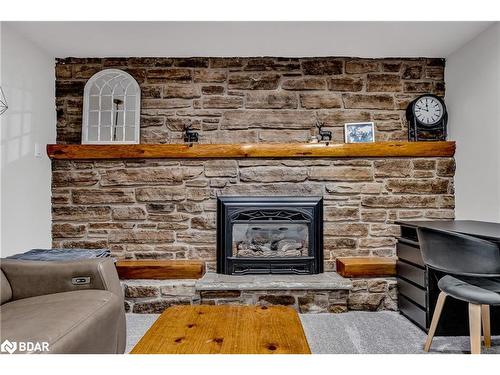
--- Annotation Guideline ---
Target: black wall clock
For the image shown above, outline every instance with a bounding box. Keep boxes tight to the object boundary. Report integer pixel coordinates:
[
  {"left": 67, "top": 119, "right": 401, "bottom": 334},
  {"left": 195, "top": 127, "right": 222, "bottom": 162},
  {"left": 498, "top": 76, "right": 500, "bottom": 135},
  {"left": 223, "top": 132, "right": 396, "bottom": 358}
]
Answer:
[{"left": 406, "top": 94, "right": 448, "bottom": 141}]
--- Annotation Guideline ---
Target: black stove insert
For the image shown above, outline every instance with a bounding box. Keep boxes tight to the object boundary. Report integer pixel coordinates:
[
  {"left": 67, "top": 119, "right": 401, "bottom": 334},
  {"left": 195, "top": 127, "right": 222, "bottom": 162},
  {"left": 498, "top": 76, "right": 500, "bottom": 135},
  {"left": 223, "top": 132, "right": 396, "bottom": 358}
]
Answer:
[{"left": 216, "top": 196, "right": 323, "bottom": 275}]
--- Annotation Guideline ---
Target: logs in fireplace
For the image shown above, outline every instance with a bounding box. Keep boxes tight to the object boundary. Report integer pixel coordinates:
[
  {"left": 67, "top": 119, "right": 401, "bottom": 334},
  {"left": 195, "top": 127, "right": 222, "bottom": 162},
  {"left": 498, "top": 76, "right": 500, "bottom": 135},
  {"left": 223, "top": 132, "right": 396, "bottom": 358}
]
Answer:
[{"left": 217, "top": 196, "right": 323, "bottom": 275}]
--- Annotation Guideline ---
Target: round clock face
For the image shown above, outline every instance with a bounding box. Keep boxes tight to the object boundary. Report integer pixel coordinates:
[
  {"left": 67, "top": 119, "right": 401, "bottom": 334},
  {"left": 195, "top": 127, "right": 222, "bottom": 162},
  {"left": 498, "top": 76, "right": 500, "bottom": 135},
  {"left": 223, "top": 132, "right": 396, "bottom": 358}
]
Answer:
[{"left": 414, "top": 96, "right": 444, "bottom": 126}]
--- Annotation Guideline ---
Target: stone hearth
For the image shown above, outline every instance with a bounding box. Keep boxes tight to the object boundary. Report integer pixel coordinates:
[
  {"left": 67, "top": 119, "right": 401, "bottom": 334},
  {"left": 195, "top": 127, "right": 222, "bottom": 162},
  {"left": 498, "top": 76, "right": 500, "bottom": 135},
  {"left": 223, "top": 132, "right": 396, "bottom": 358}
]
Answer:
[
  {"left": 196, "top": 272, "right": 352, "bottom": 313},
  {"left": 122, "top": 273, "right": 397, "bottom": 314},
  {"left": 196, "top": 272, "right": 350, "bottom": 291}
]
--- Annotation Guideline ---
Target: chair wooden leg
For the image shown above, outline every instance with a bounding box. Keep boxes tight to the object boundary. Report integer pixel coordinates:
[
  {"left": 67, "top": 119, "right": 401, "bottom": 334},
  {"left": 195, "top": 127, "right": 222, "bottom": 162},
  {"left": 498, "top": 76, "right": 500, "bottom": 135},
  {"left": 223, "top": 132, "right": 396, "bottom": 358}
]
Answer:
[
  {"left": 469, "top": 303, "right": 482, "bottom": 354},
  {"left": 424, "top": 291, "right": 447, "bottom": 352},
  {"left": 481, "top": 305, "right": 491, "bottom": 348}
]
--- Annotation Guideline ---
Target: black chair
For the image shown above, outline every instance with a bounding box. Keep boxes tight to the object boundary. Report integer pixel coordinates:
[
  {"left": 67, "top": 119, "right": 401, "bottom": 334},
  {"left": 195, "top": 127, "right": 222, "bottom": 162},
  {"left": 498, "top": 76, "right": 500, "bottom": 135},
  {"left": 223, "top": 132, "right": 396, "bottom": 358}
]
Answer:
[{"left": 417, "top": 227, "right": 500, "bottom": 354}]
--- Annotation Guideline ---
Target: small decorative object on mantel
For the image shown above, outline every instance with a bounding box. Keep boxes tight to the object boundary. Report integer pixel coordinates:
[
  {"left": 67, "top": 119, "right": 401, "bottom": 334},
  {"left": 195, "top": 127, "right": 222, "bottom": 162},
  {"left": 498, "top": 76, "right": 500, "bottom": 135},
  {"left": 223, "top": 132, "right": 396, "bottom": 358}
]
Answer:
[
  {"left": 315, "top": 120, "right": 332, "bottom": 143},
  {"left": 0, "top": 86, "right": 8, "bottom": 115},
  {"left": 344, "top": 122, "right": 375, "bottom": 143},
  {"left": 184, "top": 125, "right": 199, "bottom": 143},
  {"left": 82, "top": 69, "right": 141, "bottom": 144},
  {"left": 406, "top": 94, "right": 448, "bottom": 141}
]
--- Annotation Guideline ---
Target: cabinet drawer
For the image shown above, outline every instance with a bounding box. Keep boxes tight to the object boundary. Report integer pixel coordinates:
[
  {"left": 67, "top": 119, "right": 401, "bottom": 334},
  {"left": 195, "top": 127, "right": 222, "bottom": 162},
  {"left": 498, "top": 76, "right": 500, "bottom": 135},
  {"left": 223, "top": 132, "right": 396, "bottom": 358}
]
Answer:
[
  {"left": 397, "top": 241, "right": 424, "bottom": 267},
  {"left": 397, "top": 277, "right": 427, "bottom": 308},
  {"left": 397, "top": 260, "right": 426, "bottom": 287},
  {"left": 399, "top": 295, "right": 427, "bottom": 331},
  {"left": 400, "top": 226, "right": 418, "bottom": 242}
]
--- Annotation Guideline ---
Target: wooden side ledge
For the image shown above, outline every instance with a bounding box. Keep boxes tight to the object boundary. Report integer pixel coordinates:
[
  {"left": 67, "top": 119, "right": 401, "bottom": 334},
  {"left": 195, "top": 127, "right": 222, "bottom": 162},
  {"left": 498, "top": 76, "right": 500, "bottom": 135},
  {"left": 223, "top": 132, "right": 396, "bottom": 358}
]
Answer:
[
  {"left": 47, "top": 141, "right": 455, "bottom": 160},
  {"left": 116, "top": 260, "right": 205, "bottom": 280},
  {"left": 336, "top": 257, "right": 397, "bottom": 278}
]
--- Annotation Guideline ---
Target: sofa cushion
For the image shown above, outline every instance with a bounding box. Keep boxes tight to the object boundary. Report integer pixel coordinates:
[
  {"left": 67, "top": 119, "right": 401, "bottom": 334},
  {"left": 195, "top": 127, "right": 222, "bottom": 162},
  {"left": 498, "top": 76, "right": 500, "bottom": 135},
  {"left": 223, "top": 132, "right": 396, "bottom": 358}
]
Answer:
[
  {"left": 0, "top": 290, "right": 122, "bottom": 354},
  {"left": 1, "top": 270, "right": 12, "bottom": 305}
]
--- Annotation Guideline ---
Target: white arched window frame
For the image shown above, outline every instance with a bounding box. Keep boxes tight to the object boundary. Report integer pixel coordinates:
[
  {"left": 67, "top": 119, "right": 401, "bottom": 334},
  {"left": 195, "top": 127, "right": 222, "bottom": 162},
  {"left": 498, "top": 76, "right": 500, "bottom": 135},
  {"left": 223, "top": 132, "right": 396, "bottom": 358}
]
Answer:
[{"left": 82, "top": 69, "right": 141, "bottom": 144}]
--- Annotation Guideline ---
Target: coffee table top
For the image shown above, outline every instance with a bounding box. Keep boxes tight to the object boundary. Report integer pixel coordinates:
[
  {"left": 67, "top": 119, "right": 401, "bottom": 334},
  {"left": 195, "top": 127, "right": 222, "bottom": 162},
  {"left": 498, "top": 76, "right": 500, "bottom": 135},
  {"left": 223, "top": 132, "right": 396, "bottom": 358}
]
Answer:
[{"left": 131, "top": 305, "right": 311, "bottom": 354}]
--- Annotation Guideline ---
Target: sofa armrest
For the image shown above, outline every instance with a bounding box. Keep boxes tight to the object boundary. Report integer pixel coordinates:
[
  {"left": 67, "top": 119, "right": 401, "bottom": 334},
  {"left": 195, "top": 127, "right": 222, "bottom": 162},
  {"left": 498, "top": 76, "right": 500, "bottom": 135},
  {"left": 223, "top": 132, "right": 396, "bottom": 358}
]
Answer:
[{"left": 0, "top": 258, "right": 123, "bottom": 301}]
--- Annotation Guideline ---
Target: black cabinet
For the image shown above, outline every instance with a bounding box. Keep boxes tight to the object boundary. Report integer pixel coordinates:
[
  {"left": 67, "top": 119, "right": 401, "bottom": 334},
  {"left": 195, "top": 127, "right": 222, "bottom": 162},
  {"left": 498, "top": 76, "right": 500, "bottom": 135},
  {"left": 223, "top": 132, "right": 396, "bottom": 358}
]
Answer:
[
  {"left": 396, "top": 220, "right": 500, "bottom": 336},
  {"left": 396, "top": 236, "right": 430, "bottom": 331}
]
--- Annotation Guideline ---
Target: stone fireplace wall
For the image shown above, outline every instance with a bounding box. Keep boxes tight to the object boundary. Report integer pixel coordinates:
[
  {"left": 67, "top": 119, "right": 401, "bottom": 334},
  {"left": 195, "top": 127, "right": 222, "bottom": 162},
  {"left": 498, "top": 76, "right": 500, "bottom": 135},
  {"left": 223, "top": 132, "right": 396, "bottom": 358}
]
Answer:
[
  {"left": 55, "top": 57, "right": 445, "bottom": 144},
  {"left": 52, "top": 56, "right": 453, "bottom": 272},
  {"left": 52, "top": 157, "right": 455, "bottom": 271}
]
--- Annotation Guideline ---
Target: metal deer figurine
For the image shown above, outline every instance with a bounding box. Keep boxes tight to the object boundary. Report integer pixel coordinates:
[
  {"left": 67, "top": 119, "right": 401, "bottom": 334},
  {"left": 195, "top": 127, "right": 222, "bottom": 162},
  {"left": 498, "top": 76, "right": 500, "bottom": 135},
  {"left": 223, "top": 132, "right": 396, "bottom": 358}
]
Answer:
[
  {"left": 184, "top": 125, "right": 199, "bottom": 143},
  {"left": 316, "top": 120, "right": 332, "bottom": 142}
]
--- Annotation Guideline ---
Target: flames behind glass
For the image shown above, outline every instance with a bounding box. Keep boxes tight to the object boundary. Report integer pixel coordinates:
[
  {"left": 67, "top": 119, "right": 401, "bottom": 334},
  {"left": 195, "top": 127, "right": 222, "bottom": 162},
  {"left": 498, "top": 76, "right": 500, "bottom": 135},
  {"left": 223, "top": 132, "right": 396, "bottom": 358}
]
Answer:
[{"left": 232, "top": 223, "right": 308, "bottom": 258}]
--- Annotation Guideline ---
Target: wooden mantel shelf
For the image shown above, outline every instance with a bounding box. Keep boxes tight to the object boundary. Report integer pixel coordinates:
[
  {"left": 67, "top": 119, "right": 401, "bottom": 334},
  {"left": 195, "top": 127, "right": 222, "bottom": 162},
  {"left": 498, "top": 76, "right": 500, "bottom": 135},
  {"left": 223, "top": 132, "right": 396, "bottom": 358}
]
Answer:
[{"left": 46, "top": 141, "right": 455, "bottom": 160}]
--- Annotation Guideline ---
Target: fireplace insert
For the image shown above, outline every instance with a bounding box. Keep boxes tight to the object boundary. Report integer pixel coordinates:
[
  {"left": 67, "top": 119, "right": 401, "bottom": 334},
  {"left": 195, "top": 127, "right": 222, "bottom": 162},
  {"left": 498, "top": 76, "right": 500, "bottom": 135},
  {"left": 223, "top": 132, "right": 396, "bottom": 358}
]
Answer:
[{"left": 217, "top": 196, "right": 323, "bottom": 275}]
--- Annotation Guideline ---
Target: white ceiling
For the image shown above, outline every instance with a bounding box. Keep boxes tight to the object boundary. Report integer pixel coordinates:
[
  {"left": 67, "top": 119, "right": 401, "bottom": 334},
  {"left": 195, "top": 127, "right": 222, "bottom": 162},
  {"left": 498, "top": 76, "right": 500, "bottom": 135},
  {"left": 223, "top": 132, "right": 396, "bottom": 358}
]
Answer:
[{"left": 6, "top": 21, "right": 495, "bottom": 58}]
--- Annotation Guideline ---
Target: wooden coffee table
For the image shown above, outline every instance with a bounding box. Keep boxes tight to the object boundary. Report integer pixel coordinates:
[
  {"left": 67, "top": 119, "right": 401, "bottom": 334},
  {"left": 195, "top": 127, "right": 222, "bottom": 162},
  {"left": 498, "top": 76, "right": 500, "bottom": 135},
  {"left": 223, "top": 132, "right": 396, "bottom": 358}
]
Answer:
[{"left": 131, "top": 305, "right": 311, "bottom": 354}]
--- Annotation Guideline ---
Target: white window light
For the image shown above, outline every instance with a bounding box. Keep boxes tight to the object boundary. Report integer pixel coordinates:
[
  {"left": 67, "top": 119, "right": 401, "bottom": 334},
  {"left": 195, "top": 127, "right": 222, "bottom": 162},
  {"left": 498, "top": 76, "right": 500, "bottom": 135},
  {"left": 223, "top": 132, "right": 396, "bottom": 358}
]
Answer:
[{"left": 0, "top": 86, "right": 8, "bottom": 115}]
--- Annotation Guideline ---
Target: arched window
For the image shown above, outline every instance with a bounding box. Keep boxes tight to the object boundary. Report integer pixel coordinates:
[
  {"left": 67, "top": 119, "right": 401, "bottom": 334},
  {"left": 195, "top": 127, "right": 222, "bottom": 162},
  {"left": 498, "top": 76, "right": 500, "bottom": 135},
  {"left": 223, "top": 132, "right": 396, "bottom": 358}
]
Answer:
[{"left": 82, "top": 69, "right": 141, "bottom": 144}]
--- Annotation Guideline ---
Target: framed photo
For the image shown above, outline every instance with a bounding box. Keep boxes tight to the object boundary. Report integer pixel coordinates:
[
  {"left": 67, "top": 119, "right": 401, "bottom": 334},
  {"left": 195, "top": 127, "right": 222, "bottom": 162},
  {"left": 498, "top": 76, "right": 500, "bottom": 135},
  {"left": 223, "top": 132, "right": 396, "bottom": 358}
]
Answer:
[{"left": 344, "top": 122, "right": 375, "bottom": 143}]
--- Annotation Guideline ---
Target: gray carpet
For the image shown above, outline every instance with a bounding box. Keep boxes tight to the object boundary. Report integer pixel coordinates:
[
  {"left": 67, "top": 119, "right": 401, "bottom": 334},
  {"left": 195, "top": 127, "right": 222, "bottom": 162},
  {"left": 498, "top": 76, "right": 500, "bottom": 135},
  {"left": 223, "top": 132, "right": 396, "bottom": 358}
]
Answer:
[
  {"left": 126, "top": 311, "right": 500, "bottom": 354},
  {"left": 300, "top": 311, "right": 499, "bottom": 354},
  {"left": 126, "top": 314, "right": 160, "bottom": 353}
]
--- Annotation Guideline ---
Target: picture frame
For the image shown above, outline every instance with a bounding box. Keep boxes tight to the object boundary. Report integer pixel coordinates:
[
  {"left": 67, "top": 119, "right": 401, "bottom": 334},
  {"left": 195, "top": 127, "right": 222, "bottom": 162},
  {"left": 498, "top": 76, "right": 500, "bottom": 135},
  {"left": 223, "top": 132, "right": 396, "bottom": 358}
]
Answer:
[{"left": 344, "top": 122, "right": 375, "bottom": 143}]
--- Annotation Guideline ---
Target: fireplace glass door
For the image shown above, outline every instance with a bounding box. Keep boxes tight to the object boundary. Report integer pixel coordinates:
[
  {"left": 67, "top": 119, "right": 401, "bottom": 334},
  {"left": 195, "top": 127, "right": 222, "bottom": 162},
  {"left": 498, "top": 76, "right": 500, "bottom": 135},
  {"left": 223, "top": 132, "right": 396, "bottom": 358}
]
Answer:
[{"left": 217, "top": 197, "right": 323, "bottom": 275}]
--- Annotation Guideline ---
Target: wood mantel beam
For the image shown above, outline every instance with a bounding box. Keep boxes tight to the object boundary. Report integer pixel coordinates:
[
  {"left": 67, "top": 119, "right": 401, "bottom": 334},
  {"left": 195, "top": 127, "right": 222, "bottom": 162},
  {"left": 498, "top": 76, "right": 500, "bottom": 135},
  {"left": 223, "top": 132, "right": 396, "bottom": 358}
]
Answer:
[{"left": 47, "top": 141, "right": 455, "bottom": 160}]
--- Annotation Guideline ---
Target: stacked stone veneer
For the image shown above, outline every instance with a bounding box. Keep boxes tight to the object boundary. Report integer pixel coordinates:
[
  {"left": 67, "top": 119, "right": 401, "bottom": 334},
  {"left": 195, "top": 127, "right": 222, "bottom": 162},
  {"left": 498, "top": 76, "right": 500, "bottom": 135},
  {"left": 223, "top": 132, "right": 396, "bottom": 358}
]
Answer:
[
  {"left": 122, "top": 278, "right": 397, "bottom": 314},
  {"left": 52, "top": 157, "right": 455, "bottom": 269},
  {"left": 55, "top": 57, "right": 445, "bottom": 144},
  {"left": 52, "top": 157, "right": 454, "bottom": 314},
  {"left": 53, "top": 56, "right": 453, "bottom": 313},
  {"left": 124, "top": 279, "right": 353, "bottom": 314}
]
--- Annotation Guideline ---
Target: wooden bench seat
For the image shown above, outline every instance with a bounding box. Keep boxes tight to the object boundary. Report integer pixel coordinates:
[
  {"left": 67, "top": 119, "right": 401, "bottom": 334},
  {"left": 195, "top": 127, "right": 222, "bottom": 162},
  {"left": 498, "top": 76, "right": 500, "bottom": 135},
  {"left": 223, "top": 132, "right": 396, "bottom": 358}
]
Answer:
[
  {"left": 115, "top": 260, "right": 205, "bottom": 280},
  {"left": 336, "top": 257, "right": 396, "bottom": 278}
]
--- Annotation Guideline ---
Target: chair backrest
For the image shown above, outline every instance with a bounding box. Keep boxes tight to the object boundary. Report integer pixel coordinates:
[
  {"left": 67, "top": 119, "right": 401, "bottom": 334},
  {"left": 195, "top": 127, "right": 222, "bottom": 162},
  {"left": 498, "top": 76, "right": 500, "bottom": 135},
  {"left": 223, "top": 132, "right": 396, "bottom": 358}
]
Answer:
[
  {"left": 1, "top": 268, "right": 12, "bottom": 305},
  {"left": 417, "top": 227, "right": 500, "bottom": 277}
]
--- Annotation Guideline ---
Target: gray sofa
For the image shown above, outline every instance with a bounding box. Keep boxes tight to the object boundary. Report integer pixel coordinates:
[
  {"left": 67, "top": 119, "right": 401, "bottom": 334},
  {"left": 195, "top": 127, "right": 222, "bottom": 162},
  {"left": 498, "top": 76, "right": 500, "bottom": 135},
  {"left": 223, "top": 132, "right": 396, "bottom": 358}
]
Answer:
[{"left": 0, "top": 258, "right": 126, "bottom": 354}]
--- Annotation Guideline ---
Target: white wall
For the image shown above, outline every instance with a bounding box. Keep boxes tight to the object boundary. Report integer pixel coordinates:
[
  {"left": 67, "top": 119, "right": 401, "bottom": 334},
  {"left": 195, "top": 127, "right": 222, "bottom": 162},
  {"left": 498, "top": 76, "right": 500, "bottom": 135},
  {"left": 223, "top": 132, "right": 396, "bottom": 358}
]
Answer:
[
  {"left": 0, "top": 23, "right": 56, "bottom": 256},
  {"left": 6, "top": 21, "right": 493, "bottom": 58},
  {"left": 446, "top": 22, "right": 500, "bottom": 223}
]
